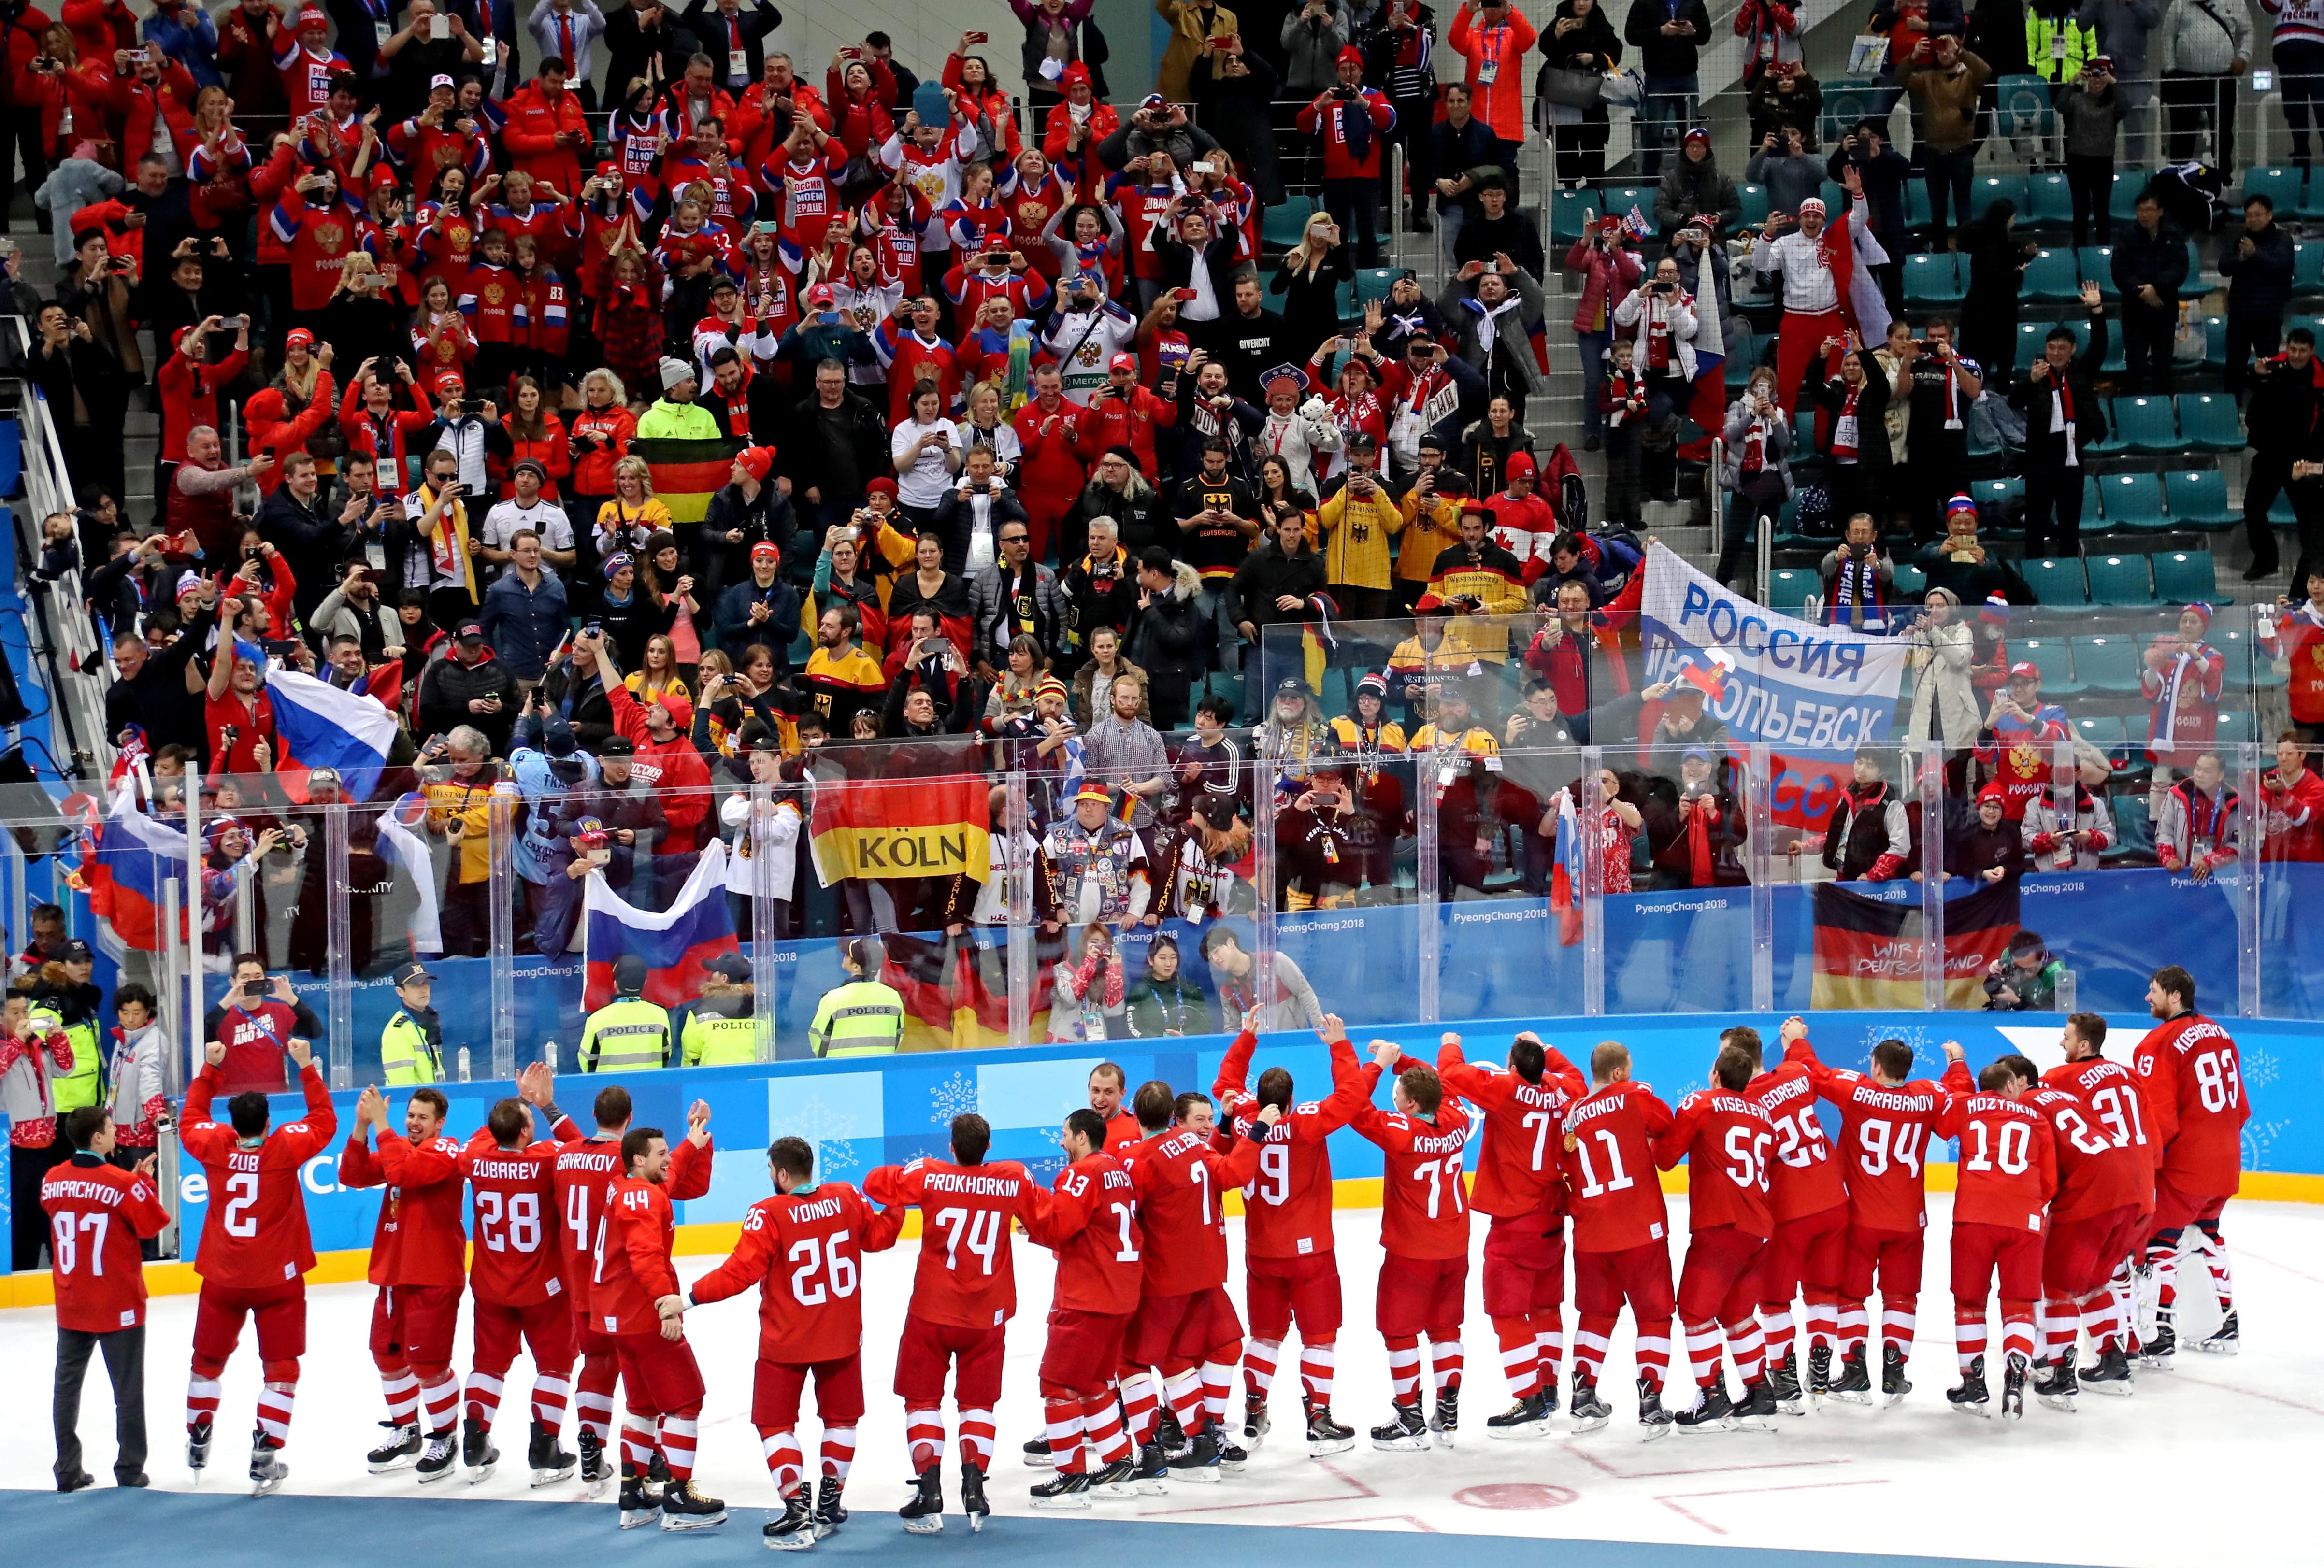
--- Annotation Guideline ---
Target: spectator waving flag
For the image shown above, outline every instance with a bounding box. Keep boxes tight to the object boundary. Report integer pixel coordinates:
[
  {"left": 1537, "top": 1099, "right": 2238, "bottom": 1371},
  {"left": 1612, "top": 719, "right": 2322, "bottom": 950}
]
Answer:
[
  {"left": 376, "top": 794, "right": 445, "bottom": 957},
  {"left": 582, "top": 839, "right": 742, "bottom": 1009},
  {"left": 1549, "top": 787, "right": 1583, "bottom": 946},
  {"left": 89, "top": 783, "right": 191, "bottom": 953},
  {"left": 259, "top": 656, "right": 399, "bottom": 802},
  {"left": 631, "top": 435, "right": 745, "bottom": 525},
  {"left": 1684, "top": 228, "right": 1726, "bottom": 438}
]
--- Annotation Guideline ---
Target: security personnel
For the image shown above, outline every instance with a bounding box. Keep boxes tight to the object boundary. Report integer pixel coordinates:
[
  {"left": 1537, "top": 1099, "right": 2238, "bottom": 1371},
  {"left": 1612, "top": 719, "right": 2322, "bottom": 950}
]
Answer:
[
  {"left": 681, "top": 954, "right": 760, "bottom": 1066},
  {"left": 2025, "top": 1, "right": 2098, "bottom": 82},
  {"left": 379, "top": 962, "right": 446, "bottom": 1086},
  {"left": 580, "top": 953, "right": 673, "bottom": 1071},
  {"left": 40, "top": 939, "right": 106, "bottom": 1115},
  {"left": 806, "top": 938, "right": 903, "bottom": 1058}
]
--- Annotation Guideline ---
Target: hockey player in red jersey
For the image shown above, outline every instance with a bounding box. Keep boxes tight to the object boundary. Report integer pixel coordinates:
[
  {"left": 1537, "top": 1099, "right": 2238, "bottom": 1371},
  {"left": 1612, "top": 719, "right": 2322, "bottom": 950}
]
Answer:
[
  {"left": 2038, "top": 1013, "right": 2159, "bottom": 1394},
  {"left": 179, "top": 1035, "right": 336, "bottom": 1495},
  {"left": 865, "top": 1112, "right": 1053, "bottom": 1534},
  {"left": 1348, "top": 1037, "right": 1476, "bottom": 1450},
  {"left": 1436, "top": 1028, "right": 1586, "bottom": 1436},
  {"left": 597, "top": 1106, "right": 720, "bottom": 1531},
  {"left": 1211, "top": 1011, "right": 1373, "bottom": 1455},
  {"left": 1653, "top": 1042, "right": 1778, "bottom": 1431},
  {"left": 459, "top": 1095, "right": 579, "bottom": 1487},
  {"left": 1934, "top": 1046, "right": 2056, "bottom": 1421},
  {"left": 685, "top": 1136, "right": 904, "bottom": 1548},
  {"left": 341, "top": 1083, "right": 470, "bottom": 1482},
  {"left": 1739, "top": 1021, "right": 1851, "bottom": 1412},
  {"left": 1088, "top": 1061, "right": 1143, "bottom": 1151},
  {"left": 1118, "top": 1084, "right": 1265, "bottom": 1483},
  {"left": 523, "top": 1071, "right": 645, "bottom": 1493},
  {"left": 1020, "top": 1107, "right": 1160, "bottom": 1508},
  {"left": 1785, "top": 1030, "right": 1954, "bottom": 1405},
  {"left": 43, "top": 1106, "right": 171, "bottom": 1490},
  {"left": 2134, "top": 964, "right": 2251, "bottom": 1365},
  {"left": 1558, "top": 1041, "right": 1679, "bottom": 1438}
]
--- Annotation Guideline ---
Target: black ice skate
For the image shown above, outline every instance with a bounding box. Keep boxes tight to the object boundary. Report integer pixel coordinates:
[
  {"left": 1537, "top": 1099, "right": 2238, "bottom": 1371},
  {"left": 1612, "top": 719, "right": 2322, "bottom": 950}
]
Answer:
[
  {"left": 1021, "top": 1436, "right": 1054, "bottom": 1468},
  {"left": 1485, "top": 1391, "right": 1554, "bottom": 1438},
  {"left": 1829, "top": 1348, "right": 1873, "bottom": 1404},
  {"left": 2034, "top": 1357, "right": 2079, "bottom": 1411},
  {"left": 1808, "top": 1342, "right": 1834, "bottom": 1399},
  {"left": 1242, "top": 1392, "right": 1271, "bottom": 1451},
  {"left": 1737, "top": 1380, "right": 1779, "bottom": 1430},
  {"left": 2197, "top": 1311, "right": 2239, "bottom": 1356},
  {"left": 1029, "top": 1468, "right": 1095, "bottom": 1511},
  {"left": 1156, "top": 1405, "right": 1189, "bottom": 1458},
  {"left": 2080, "top": 1345, "right": 2136, "bottom": 1396},
  {"left": 898, "top": 1467, "right": 945, "bottom": 1534},
  {"left": 1567, "top": 1376, "right": 1613, "bottom": 1433},
  {"left": 959, "top": 1462, "right": 990, "bottom": 1533},
  {"left": 1088, "top": 1456, "right": 1140, "bottom": 1497},
  {"left": 1767, "top": 1349, "right": 1806, "bottom": 1415},
  {"left": 578, "top": 1427, "right": 612, "bottom": 1496},
  {"left": 415, "top": 1428, "right": 459, "bottom": 1484},
  {"left": 1167, "top": 1425, "right": 1222, "bottom": 1481},
  {"left": 1947, "top": 1355, "right": 1991, "bottom": 1418},
  {"left": 248, "top": 1430, "right": 288, "bottom": 1498},
  {"left": 617, "top": 1475, "right": 658, "bottom": 1530},
  {"left": 528, "top": 1418, "right": 575, "bottom": 1486},
  {"left": 187, "top": 1419, "right": 213, "bottom": 1475},
  {"left": 646, "top": 1449, "right": 672, "bottom": 1502},
  {"left": 1881, "top": 1346, "right": 1912, "bottom": 1406},
  {"left": 365, "top": 1420, "right": 420, "bottom": 1474},
  {"left": 1304, "top": 1402, "right": 1356, "bottom": 1458},
  {"left": 765, "top": 1489, "right": 817, "bottom": 1549},
  {"left": 1636, "top": 1376, "right": 1674, "bottom": 1442},
  {"left": 2139, "top": 1318, "right": 2177, "bottom": 1370},
  {"left": 1429, "top": 1385, "right": 1460, "bottom": 1447},
  {"left": 814, "top": 1476, "right": 849, "bottom": 1536},
  {"left": 2000, "top": 1353, "right": 2028, "bottom": 1422},
  {"left": 660, "top": 1479, "right": 727, "bottom": 1531},
  {"left": 463, "top": 1415, "right": 499, "bottom": 1483},
  {"left": 1675, "top": 1382, "right": 1736, "bottom": 1434},
  {"left": 1127, "top": 1441, "right": 1172, "bottom": 1494},
  {"left": 1369, "top": 1401, "right": 1430, "bottom": 1451}
]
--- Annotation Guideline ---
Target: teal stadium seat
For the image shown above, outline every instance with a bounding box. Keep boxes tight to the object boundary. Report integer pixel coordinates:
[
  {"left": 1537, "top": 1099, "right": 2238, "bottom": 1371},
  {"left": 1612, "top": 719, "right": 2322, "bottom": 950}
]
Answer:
[
  {"left": 2085, "top": 553, "right": 2157, "bottom": 606},
  {"left": 2022, "top": 248, "right": 2083, "bottom": 304},
  {"left": 2069, "top": 634, "right": 2145, "bottom": 696},
  {"left": 2096, "top": 471, "right": 2169, "bottom": 530},
  {"left": 2013, "top": 635, "right": 2082, "bottom": 694},
  {"left": 2164, "top": 470, "right": 2237, "bottom": 528},
  {"left": 1739, "top": 183, "right": 1771, "bottom": 227},
  {"left": 2178, "top": 393, "right": 2243, "bottom": 454},
  {"left": 2091, "top": 397, "right": 2176, "bottom": 456},
  {"left": 2245, "top": 166, "right": 2306, "bottom": 217},
  {"left": 2027, "top": 171, "right": 2074, "bottom": 229},
  {"left": 1766, "top": 568, "right": 1815, "bottom": 615},
  {"left": 1904, "top": 252, "right": 1966, "bottom": 307},
  {"left": 2152, "top": 549, "right": 2223, "bottom": 605},
  {"left": 2024, "top": 557, "right": 2090, "bottom": 606},
  {"left": 1969, "top": 176, "right": 2028, "bottom": 222},
  {"left": 1263, "top": 193, "right": 1316, "bottom": 249}
]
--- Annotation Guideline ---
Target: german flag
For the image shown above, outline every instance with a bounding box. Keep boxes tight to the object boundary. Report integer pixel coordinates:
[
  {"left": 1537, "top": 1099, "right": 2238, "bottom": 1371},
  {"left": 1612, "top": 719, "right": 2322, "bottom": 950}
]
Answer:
[
  {"left": 807, "top": 736, "right": 992, "bottom": 886},
  {"left": 1810, "top": 878, "right": 2021, "bottom": 1010},
  {"left": 878, "top": 926, "right": 1066, "bottom": 1050},
  {"left": 630, "top": 435, "right": 743, "bottom": 526}
]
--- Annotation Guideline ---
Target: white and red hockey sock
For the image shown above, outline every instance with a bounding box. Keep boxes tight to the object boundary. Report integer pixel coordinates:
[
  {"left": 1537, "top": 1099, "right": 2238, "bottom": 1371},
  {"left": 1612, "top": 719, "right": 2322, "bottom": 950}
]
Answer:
[
  {"left": 1531, "top": 1311, "right": 1565, "bottom": 1391},
  {"left": 1161, "top": 1366, "right": 1205, "bottom": 1433},
  {"left": 1635, "top": 1317, "right": 1672, "bottom": 1392},
  {"left": 1243, "top": 1338, "right": 1281, "bottom": 1400},
  {"left": 1757, "top": 1302, "right": 1796, "bottom": 1366},
  {"left": 2039, "top": 1297, "right": 2078, "bottom": 1363},
  {"left": 1427, "top": 1337, "right": 1463, "bottom": 1396},
  {"left": 1044, "top": 1397, "right": 1088, "bottom": 1474},
  {"left": 1383, "top": 1335, "right": 1422, "bottom": 1405},
  {"left": 1299, "top": 1341, "right": 1337, "bottom": 1409},
  {"left": 1493, "top": 1317, "right": 1541, "bottom": 1398},
  {"left": 1881, "top": 1297, "right": 1917, "bottom": 1363},
  {"left": 377, "top": 1364, "right": 420, "bottom": 1426},
  {"left": 2197, "top": 1220, "right": 2235, "bottom": 1312},
  {"left": 187, "top": 1358, "right": 224, "bottom": 1433},
  {"left": 2079, "top": 1289, "right": 2119, "bottom": 1355},
  {"left": 821, "top": 1425, "right": 855, "bottom": 1484},
  {"left": 257, "top": 1377, "right": 297, "bottom": 1445},
  {"left": 1200, "top": 1356, "right": 1236, "bottom": 1426},
  {"left": 1681, "top": 1318, "right": 1725, "bottom": 1389},
  {"left": 759, "top": 1426, "right": 804, "bottom": 1497},
  {"left": 1805, "top": 1289, "right": 1841, "bottom": 1353},
  {"left": 959, "top": 1407, "right": 997, "bottom": 1471},
  {"left": 2000, "top": 1301, "right": 2037, "bottom": 1365},
  {"left": 2107, "top": 1259, "right": 2138, "bottom": 1353},
  {"left": 659, "top": 1409, "right": 700, "bottom": 1482},
  {"left": 1118, "top": 1373, "right": 1159, "bottom": 1447},
  {"left": 904, "top": 1406, "right": 944, "bottom": 1474},
  {"left": 1081, "top": 1392, "right": 1130, "bottom": 1465},
  {"left": 464, "top": 1371, "right": 504, "bottom": 1429},
  {"left": 2145, "top": 1230, "right": 2183, "bottom": 1315},
  {"left": 1573, "top": 1314, "right": 1617, "bottom": 1382},
  {"left": 1836, "top": 1297, "right": 1870, "bottom": 1358},
  {"left": 574, "top": 1358, "right": 617, "bottom": 1443},
  {"left": 418, "top": 1371, "right": 460, "bottom": 1435},
  {"left": 1953, "top": 1303, "right": 1989, "bottom": 1376},
  {"left": 1723, "top": 1314, "right": 1766, "bottom": 1386},
  {"left": 621, "top": 1415, "right": 658, "bottom": 1476},
  {"left": 531, "top": 1371, "right": 570, "bottom": 1431}
]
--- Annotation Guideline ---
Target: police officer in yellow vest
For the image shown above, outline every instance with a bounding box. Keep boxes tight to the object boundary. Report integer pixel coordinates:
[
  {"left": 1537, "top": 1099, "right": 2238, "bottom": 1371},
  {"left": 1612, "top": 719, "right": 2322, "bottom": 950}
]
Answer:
[
  {"left": 42, "top": 939, "right": 106, "bottom": 1113},
  {"left": 380, "top": 962, "right": 446, "bottom": 1086},
  {"left": 808, "top": 938, "right": 903, "bottom": 1058},
  {"left": 2027, "top": 2, "right": 2100, "bottom": 80},
  {"left": 682, "top": 953, "right": 761, "bottom": 1066},
  {"left": 582, "top": 953, "right": 673, "bottom": 1071}
]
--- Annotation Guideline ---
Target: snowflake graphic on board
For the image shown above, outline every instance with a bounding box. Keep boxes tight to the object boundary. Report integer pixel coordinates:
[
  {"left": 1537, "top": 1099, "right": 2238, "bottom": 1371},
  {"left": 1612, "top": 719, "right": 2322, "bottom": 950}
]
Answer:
[
  {"left": 1861, "top": 1022, "right": 1943, "bottom": 1074},
  {"left": 768, "top": 1095, "right": 862, "bottom": 1178},
  {"left": 929, "top": 1069, "right": 981, "bottom": 1126},
  {"left": 2242, "top": 1047, "right": 2280, "bottom": 1093},
  {"left": 2242, "top": 1118, "right": 2288, "bottom": 1173}
]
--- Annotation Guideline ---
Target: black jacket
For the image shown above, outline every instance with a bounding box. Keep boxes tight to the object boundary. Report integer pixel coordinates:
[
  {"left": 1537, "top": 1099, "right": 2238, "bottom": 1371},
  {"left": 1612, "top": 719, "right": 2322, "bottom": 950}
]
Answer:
[
  {"left": 678, "top": 0, "right": 780, "bottom": 87},
  {"left": 1228, "top": 536, "right": 1330, "bottom": 638},
  {"left": 1126, "top": 560, "right": 1211, "bottom": 686},
  {"left": 257, "top": 486, "right": 361, "bottom": 630},
  {"left": 1800, "top": 359, "right": 1894, "bottom": 480},
  {"left": 2220, "top": 222, "right": 2297, "bottom": 322},
  {"left": 417, "top": 648, "right": 521, "bottom": 754},
  {"left": 1623, "top": 0, "right": 1714, "bottom": 77},
  {"left": 2110, "top": 214, "right": 2191, "bottom": 303},
  {"left": 103, "top": 606, "right": 217, "bottom": 757},
  {"left": 2009, "top": 308, "right": 2109, "bottom": 457},
  {"left": 931, "top": 483, "right": 1031, "bottom": 577},
  {"left": 702, "top": 480, "right": 803, "bottom": 585},
  {"left": 778, "top": 390, "right": 890, "bottom": 505},
  {"left": 538, "top": 656, "right": 616, "bottom": 750},
  {"left": 2244, "top": 350, "right": 2324, "bottom": 454}
]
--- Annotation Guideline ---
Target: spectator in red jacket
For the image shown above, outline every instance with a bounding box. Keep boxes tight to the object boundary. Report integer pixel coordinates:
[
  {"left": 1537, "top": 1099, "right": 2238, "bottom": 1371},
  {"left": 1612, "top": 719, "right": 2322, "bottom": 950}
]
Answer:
[
  {"left": 156, "top": 314, "right": 249, "bottom": 463},
  {"left": 244, "top": 354, "right": 340, "bottom": 496},
  {"left": 1075, "top": 352, "right": 1176, "bottom": 483},
  {"left": 1294, "top": 46, "right": 1395, "bottom": 267},
  {"left": 2262, "top": 730, "right": 2324, "bottom": 862},
  {"left": 597, "top": 630, "right": 715, "bottom": 848},
  {"left": 500, "top": 56, "right": 591, "bottom": 198}
]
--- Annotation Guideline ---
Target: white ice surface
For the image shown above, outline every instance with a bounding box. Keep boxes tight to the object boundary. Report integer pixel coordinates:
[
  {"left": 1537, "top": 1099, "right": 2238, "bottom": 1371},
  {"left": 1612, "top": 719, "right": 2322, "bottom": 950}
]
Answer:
[{"left": 5, "top": 1194, "right": 2320, "bottom": 1567}]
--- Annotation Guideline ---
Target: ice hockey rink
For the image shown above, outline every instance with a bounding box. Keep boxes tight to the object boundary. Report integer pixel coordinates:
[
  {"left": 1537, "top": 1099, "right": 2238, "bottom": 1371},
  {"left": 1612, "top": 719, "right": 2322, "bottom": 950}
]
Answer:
[{"left": 2, "top": 1194, "right": 2320, "bottom": 1568}]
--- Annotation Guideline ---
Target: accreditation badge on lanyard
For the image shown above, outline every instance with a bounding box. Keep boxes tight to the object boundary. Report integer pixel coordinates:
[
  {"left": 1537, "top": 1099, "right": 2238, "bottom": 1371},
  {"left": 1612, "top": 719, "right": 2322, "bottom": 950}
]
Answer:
[{"left": 1477, "top": 31, "right": 1501, "bottom": 85}]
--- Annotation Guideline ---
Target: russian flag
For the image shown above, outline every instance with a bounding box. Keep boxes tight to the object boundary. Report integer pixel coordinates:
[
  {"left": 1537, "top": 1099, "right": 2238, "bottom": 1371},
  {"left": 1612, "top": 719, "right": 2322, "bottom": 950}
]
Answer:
[
  {"left": 263, "top": 658, "right": 399, "bottom": 802},
  {"left": 582, "top": 839, "right": 742, "bottom": 1010},
  {"left": 1684, "top": 234, "right": 1727, "bottom": 441},
  {"left": 1549, "top": 788, "right": 1583, "bottom": 947},
  {"left": 90, "top": 784, "right": 190, "bottom": 954},
  {"left": 376, "top": 796, "right": 444, "bottom": 957}
]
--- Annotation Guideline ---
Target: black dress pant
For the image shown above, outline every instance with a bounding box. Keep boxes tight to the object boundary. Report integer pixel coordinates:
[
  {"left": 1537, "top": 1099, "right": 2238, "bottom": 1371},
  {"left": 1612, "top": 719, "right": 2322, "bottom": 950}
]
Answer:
[{"left": 56, "top": 1324, "right": 148, "bottom": 1484}]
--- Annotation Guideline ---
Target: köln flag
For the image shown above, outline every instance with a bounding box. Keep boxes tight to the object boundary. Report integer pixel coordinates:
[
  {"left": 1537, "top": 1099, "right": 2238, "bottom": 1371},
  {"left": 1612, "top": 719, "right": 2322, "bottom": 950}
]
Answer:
[
  {"left": 809, "top": 736, "right": 992, "bottom": 885},
  {"left": 1810, "top": 878, "right": 2021, "bottom": 1009},
  {"left": 630, "top": 436, "right": 744, "bottom": 525}
]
